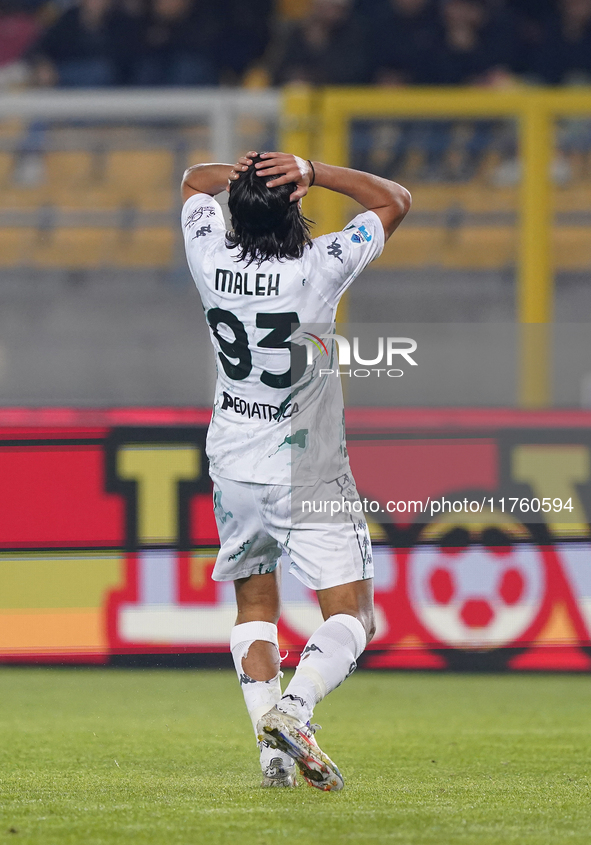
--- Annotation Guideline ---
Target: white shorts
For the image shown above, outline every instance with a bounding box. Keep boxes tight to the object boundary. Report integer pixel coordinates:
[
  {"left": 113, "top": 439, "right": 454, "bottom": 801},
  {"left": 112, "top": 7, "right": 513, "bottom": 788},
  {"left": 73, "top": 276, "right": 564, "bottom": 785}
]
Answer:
[{"left": 210, "top": 472, "right": 373, "bottom": 591}]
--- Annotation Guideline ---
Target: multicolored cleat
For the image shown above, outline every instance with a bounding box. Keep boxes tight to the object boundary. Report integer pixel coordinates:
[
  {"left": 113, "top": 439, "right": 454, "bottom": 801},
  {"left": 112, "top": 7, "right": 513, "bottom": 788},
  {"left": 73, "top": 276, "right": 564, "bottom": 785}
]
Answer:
[{"left": 257, "top": 706, "right": 344, "bottom": 791}]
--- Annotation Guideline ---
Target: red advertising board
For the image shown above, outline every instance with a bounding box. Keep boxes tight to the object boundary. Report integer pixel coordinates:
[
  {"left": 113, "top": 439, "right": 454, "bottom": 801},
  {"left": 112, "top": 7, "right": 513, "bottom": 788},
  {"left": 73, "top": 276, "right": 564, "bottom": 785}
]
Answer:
[{"left": 1, "top": 407, "right": 591, "bottom": 670}]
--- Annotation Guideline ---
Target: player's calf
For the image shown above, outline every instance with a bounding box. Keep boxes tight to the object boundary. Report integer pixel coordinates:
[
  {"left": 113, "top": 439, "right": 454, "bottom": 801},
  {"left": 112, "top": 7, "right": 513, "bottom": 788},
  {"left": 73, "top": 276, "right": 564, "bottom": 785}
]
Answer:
[{"left": 230, "top": 620, "right": 297, "bottom": 786}]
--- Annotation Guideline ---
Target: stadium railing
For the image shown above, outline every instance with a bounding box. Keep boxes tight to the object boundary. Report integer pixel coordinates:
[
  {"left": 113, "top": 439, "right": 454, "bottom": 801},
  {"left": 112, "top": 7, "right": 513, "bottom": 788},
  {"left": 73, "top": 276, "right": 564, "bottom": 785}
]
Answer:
[
  {"left": 0, "top": 88, "right": 280, "bottom": 272},
  {"left": 282, "top": 86, "right": 591, "bottom": 407}
]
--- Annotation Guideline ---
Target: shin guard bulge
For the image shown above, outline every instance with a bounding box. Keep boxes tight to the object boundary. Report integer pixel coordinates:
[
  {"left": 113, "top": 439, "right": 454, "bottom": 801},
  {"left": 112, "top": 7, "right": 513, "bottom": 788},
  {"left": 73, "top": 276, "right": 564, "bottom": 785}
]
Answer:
[
  {"left": 230, "top": 621, "right": 283, "bottom": 736},
  {"left": 278, "top": 614, "right": 367, "bottom": 724}
]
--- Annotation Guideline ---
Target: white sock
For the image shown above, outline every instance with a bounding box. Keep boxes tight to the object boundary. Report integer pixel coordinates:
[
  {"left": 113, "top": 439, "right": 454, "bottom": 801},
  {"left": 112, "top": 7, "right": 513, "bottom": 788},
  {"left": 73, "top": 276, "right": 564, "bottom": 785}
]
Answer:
[
  {"left": 230, "top": 621, "right": 294, "bottom": 775},
  {"left": 230, "top": 621, "right": 285, "bottom": 737},
  {"left": 278, "top": 614, "right": 367, "bottom": 724}
]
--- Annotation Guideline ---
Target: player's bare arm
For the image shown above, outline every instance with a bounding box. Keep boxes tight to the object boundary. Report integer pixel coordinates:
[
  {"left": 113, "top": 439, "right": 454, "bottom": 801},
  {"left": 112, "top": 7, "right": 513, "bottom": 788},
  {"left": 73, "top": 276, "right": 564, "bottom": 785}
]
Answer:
[
  {"left": 181, "top": 151, "right": 260, "bottom": 203},
  {"left": 255, "top": 151, "right": 411, "bottom": 239}
]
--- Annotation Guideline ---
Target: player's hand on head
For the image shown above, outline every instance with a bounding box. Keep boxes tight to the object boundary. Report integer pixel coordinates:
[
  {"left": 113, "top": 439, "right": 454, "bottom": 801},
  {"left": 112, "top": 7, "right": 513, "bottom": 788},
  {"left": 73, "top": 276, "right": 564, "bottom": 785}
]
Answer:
[
  {"left": 255, "top": 152, "right": 313, "bottom": 202},
  {"left": 228, "top": 151, "right": 258, "bottom": 183}
]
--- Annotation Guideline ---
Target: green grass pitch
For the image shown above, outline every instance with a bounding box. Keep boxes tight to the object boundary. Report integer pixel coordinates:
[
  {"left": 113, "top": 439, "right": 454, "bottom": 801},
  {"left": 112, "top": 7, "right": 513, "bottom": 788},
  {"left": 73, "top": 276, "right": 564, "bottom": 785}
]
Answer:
[{"left": 1, "top": 669, "right": 591, "bottom": 844}]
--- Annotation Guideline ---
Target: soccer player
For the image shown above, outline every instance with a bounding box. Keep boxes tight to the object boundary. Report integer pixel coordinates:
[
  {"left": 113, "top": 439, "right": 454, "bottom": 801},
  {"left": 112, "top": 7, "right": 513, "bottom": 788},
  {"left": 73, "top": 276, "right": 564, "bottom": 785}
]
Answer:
[{"left": 181, "top": 151, "right": 410, "bottom": 790}]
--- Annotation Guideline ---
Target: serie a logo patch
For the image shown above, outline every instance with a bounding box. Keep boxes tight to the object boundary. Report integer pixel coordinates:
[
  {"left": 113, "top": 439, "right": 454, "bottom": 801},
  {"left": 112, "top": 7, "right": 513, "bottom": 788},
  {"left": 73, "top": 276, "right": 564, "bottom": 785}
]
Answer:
[{"left": 345, "top": 223, "right": 372, "bottom": 245}]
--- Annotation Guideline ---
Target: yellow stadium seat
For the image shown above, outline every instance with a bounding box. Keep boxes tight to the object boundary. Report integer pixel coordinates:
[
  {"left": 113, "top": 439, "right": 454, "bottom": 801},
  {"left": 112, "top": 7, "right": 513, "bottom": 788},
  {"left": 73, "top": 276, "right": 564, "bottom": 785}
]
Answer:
[
  {"left": 105, "top": 150, "right": 174, "bottom": 186},
  {"left": 31, "top": 226, "right": 175, "bottom": 268},
  {"left": 56, "top": 181, "right": 121, "bottom": 210},
  {"left": 45, "top": 151, "right": 97, "bottom": 208},
  {"left": 376, "top": 227, "right": 445, "bottom": 268},
  {"left": 456, "top": 183, "right": 518, "bottom": 214},
  {"left": 45, "top": 151, "right": 94, "bottom": 187},
  {"left": 0, "top": 186, "right": 47, "bottom": 209},
  {"left": 442, "top": 226, "right": 515, "bottom": 268},
  {"left": 554, "top": 228, "right": 591, "bottom": 269},
  {"left": 114, "top": 227, "right": 175, "bottom": 267},
  {"left": 405, "top": 183, "right": 517, "bottom": 214},
  {"left": 376, "top": 225, "right": 516, "bottom": 269},
  {"left": 33, "top": 228, "right": 118, "bottom": 268},
  {"left": 377, "top": 224, "right": 591, "bottom": 270},
  {"left": 105, "top": 150, "right": 175, "bottom": 210},
  {"left": 0, "top": 228, "right": 35, "bottom": 266},
  {"left": 53, "top": 150, "right": 175, "bottom": 211},
  {"left": 554, "top": 184, "right": 591, "bottom": 213},
  {"left": 45, "top": 150, "right": 94, "bottom": 186},
  {"left": 397, "top": 185, "right": 453, "bottom": 213},
  {"left": 134, "top": 188, "right": 174, "bottom": 212}
]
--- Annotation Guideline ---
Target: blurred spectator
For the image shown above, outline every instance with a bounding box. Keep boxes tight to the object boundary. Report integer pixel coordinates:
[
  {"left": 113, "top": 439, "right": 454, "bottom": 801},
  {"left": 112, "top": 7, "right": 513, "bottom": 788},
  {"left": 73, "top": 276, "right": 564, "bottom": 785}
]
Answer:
[
  {"left": 132, "top": 0, "right": 219, "bottom": 86},
  {"left": 533, "top": 0, "right": 591, "bottom": 84},
  {"left": 370, "top": 0, "right": 440, "bottom": 85},
  {"left": 274, "top": 0, "right": 371, "bottom": 85},
  {"left": 507, "top": 0, "right": 553, "bottom": 18},
  {"left": 19, "top": 0, "right": 591, "bottom": 90},
  {"left": 427, "top": 0, "right": 517, "bottom": 86},
  {"left": 214, "top": 0, "right": 273, "bottom": 83},
  {"left": 507, "top": 0, "right": 554, "bottom": 77},
  {"left": 0, "top": 0, "right": 43, "bottom": 87},
  {"left": 30, "top": 0, "right": 141, "bottom": 87}
]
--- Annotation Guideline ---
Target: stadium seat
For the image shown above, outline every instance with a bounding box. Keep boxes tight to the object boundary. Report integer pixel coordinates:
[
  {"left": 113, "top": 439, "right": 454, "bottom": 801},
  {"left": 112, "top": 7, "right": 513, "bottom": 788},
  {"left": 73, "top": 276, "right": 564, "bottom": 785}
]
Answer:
[
  {"left": 555, "top": 184, "right": 591, "bottom": 213},
  {"left": 376, "top": 225, "right": 516, "bottom": 269},
  {"left": 405, "top": 183, "right": 517, "bottom": 214},
  {"left": 441, "top": 226, "right": 515, "bottom": 268},
  {"left": 114, "top": 227, "right": 175, "bottom": 267},
  {"left": 103, "top": 150, "right": 175, "bottom": 211},
  {"left": 378, "top": 224, "right": 591, "bottom": 270},
  {"left": 44, "top": 151, "right": 95, "bottom": 205},
  {"left": 457, "top": 183, "right": 518, "bottom": 214},
  {"left": 554, "top": 228, "right": 591, "bottom": 269},
  {"left": 375, "top": 227, "right": 444, "bottom": 267},
  {"left": 0, "top": 177, "right": 46, "bottom": 209},
  {"left": 45, "top": 151, "right": 94, "bottom": 187},
  {"left": 52, "top": 150, "right": 175, "bottom": 211},
  {"left": 32, "top": 228, "right": 118, "bottom": 268},
  {"left": 0, "top": 228, "right": 35, "bottom": 266}
]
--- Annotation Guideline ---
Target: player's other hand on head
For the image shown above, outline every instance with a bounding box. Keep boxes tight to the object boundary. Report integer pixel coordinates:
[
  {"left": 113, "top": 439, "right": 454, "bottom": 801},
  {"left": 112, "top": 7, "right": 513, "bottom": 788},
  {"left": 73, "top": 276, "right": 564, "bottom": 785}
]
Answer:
[
  {"left": 228, "top": 151, "right": 258, "bottom": 188},
  {"left": 255, "top": 152, "right": 313, "bottom": 202}
]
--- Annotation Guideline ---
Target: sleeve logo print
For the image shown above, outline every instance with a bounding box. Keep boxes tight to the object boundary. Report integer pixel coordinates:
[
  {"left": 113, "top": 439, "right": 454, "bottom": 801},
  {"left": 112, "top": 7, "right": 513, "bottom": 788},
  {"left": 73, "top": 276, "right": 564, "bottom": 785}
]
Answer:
[
  {"left": 184, "top": 206, "right": 216, "bottom": 227},
  {"left": 192, "top": 224, "right": 212, "bottom": 239},
  {"left": 348, "top": 224, "right": 372, "bottom": 245},
  {"left": 327, "top": 238, "right": 343, "bottom": 263}
]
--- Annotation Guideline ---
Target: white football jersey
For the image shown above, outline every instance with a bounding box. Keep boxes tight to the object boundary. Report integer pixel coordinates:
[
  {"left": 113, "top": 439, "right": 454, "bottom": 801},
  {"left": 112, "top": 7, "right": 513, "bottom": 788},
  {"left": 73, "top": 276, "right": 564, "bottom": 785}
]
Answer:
[{"left": 182, "top": 191, "right": 384, "bottom": 485}]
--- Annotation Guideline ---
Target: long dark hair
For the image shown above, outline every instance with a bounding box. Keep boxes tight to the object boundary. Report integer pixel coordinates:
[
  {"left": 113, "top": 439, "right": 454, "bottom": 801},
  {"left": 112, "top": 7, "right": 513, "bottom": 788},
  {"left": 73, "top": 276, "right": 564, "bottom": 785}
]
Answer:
[{"left": 226, "top": 154, "right": 313, "bottom": 266}]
